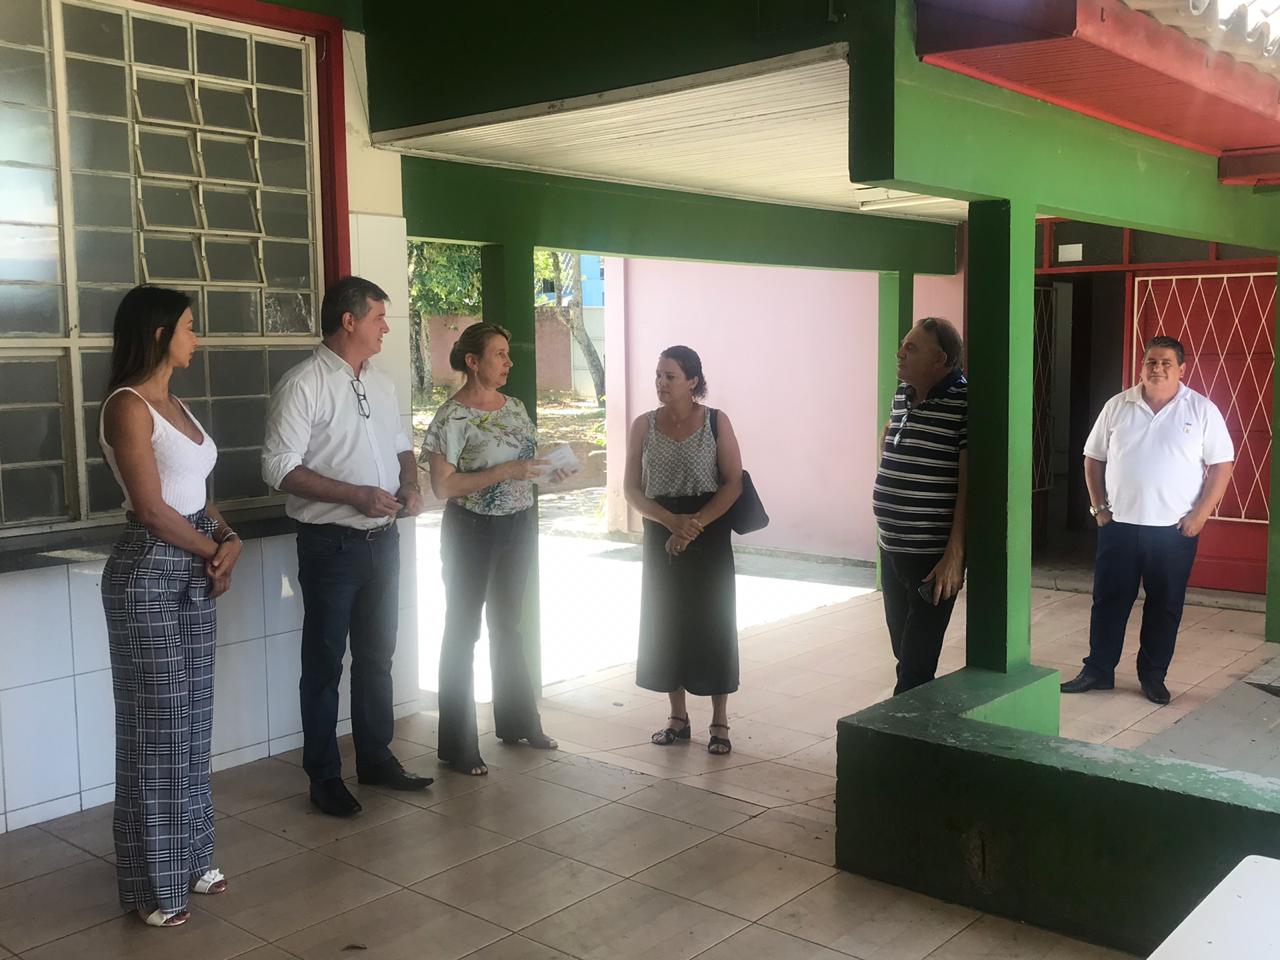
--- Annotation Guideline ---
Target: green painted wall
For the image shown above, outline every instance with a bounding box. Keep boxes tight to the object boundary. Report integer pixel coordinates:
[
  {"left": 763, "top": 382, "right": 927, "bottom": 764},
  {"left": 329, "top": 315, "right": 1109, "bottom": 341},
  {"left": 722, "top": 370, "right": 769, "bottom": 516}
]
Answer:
[
  {"left": 267, "top": 0, "right": 362, "bottom": 30},
  {"left": 401, "top": 158, "right": 957, "bottom": 275},
  {"left": 364, "top": 1, "right": 846, "bottom": 133}
]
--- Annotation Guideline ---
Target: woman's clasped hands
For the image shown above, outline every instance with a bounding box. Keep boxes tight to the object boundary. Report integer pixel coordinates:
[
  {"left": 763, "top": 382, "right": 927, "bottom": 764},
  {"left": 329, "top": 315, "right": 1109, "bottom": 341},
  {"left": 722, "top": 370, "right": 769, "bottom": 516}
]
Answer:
[{"left": 665, "top": 513, "right": 704, "bottom": 557}]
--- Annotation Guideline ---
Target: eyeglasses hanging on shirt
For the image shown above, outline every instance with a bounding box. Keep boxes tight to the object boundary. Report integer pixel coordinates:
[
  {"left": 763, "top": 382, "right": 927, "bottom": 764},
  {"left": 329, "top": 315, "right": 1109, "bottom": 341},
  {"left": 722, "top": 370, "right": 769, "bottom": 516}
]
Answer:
[
  {"left": 891, "top": 407, "right": 914, "bottom": 447},
  {"left": 350, "top": 378, "right": 370, "bottom": 419}
]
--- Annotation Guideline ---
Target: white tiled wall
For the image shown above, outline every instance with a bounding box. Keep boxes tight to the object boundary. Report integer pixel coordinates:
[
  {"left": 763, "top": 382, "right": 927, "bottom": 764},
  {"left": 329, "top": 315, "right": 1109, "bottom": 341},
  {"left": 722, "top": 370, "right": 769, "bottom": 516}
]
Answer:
[{"left": 0, "top": 520, "right": 421, "bottom": 833}]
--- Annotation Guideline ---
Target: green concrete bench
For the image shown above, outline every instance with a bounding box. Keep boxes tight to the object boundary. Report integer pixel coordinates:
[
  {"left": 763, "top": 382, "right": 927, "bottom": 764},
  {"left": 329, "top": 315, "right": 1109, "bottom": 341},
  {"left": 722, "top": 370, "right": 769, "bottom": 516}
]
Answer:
[{"left": 836, "top": 665, "right": 1280, "bottom": 956}]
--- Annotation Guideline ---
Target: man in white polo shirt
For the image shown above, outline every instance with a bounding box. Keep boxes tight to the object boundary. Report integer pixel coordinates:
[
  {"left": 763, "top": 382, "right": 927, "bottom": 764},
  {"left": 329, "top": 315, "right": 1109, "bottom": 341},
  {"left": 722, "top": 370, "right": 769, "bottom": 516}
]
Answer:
[{"left": 1061, "top": 336, "right": 1234, "bottom": 705}]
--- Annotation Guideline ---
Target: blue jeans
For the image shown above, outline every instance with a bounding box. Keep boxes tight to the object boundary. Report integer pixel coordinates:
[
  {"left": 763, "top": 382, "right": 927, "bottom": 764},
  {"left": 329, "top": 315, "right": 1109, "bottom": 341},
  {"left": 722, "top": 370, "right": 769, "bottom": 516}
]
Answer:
[
  {"left": 297, "top": 522, "right": 399, "bottom": 781},
  {"left": 1083, "top": 520, "right": 1199, "bottom": 683}
]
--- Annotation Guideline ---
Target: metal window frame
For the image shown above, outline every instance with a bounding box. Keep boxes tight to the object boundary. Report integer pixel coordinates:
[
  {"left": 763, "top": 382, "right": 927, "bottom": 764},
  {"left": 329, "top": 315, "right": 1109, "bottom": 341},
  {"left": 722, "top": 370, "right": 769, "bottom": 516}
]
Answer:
[
  {"left": 196, "top": 78, "right": 258, "bottom": 135},
  {"left": 132, "top": 70, "right": 202, "bottom": 127},
  {"left": 138, "top": 177, "right": 203, "bottom": 231},
  {"left": 0, "top": 0, "right": 323, "bottom": 536}
]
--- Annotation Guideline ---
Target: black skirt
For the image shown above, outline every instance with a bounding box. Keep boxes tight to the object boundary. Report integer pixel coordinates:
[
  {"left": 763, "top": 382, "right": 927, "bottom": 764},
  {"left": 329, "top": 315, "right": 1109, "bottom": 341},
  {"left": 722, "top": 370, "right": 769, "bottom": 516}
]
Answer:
[{"left": 636, "top": 492, "right": 739, "bottom": 696}]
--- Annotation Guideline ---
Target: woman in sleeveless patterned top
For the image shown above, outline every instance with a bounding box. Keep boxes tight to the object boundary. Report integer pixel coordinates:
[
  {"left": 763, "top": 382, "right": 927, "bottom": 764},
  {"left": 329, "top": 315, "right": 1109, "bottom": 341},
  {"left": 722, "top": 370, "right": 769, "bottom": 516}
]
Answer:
[
  {"left": 98, "top": 287, "right": 243, "bottom": 927},
  {"left": 623, "top": 346, "right": 744, "bottom": 754}
]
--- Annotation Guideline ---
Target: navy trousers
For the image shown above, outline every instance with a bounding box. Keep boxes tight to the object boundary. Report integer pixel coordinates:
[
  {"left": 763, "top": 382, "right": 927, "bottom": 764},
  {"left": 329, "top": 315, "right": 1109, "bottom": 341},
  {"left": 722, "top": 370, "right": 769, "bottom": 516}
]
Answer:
[
  {"left": 1083, "top": 520, "right": 1199, "bottom": 683},
  {"left": 297, "top": 522, "right": 400, "bottom": 782}
]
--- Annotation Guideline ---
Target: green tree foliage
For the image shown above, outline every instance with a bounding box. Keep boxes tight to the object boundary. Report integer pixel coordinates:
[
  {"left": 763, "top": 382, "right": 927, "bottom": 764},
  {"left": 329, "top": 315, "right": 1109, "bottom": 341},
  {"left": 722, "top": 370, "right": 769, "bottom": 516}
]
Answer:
[{"left": 407, "top": 241, "right": 482, "bottom": 394}]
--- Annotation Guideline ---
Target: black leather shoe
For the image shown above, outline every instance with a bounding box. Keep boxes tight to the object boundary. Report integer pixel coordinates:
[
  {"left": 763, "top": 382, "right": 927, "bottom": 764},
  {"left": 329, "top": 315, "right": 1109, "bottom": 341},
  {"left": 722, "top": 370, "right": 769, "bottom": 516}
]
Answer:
[
  {"left": 356, "top": 758, "right": 433, "bottom": 791},
  {"left": 310, "top": 777, "right": 362, "bottom": 817},
  {"left": 1141, "top": 679, "right": 1172, "bottom": 705},
  {"left": 1060, "top": 671, "right": 1115, "bottom": 694}
]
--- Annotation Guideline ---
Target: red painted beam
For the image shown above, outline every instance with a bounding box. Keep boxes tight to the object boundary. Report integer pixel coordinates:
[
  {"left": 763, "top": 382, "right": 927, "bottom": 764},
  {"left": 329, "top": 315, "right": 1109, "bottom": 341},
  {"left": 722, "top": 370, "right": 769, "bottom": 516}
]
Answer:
[
  {"left": 919, "top": 0, "right": 1280, "bottom": 168},
  {"left": 1220, "top": 150, "right": 1280, "bottom": 186}
]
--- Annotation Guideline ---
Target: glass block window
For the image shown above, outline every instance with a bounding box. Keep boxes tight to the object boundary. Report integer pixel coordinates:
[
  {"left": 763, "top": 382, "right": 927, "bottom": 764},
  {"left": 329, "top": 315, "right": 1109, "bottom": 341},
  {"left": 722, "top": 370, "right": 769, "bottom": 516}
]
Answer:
[{"left": 0, "top": 0, "right": 323, "bottom": 532}]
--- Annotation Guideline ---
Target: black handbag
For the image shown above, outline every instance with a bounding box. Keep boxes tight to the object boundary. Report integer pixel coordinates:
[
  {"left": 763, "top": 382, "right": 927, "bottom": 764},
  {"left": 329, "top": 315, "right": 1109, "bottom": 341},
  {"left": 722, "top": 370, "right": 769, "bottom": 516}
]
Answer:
[{"left": 710, "top": 408, "right": 769, "bottom": 535}]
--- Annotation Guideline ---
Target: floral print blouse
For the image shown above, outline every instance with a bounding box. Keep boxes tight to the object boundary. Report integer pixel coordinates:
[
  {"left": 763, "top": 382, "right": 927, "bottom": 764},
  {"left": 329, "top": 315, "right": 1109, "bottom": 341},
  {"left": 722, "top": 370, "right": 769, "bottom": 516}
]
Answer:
[{"left": 422, "top": 395, "right": 537, "bottom": 515}]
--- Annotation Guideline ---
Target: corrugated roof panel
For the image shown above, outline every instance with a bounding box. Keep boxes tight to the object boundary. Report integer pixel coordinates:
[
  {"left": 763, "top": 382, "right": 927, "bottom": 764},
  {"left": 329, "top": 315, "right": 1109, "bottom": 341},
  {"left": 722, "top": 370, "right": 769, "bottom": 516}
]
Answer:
[{"left": 1123, "top": 0, "right": 1280, "bottom": 77}]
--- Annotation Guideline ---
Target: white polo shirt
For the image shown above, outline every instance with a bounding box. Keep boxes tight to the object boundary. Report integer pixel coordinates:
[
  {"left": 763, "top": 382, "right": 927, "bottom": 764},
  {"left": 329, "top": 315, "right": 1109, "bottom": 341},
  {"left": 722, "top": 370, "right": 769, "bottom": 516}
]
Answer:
[{"left": 1083, "top": 383, "right": 1233, "bottom": 527}]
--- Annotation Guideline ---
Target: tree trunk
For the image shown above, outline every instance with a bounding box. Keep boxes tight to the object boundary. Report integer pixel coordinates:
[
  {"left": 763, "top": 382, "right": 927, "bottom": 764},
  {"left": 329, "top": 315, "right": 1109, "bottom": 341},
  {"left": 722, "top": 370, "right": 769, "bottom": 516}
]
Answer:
[
  {"left": 565, "top": 306, "right": 605, "bottom": 406},
  {"left": 418, "top": 310, "right": 432, "bottom": 395},
  {"left": 561, "top": 253, "right": 605, "bottom": 406},
  {"left": 408, "top": 308, "right": 432, "bottom": 395}
]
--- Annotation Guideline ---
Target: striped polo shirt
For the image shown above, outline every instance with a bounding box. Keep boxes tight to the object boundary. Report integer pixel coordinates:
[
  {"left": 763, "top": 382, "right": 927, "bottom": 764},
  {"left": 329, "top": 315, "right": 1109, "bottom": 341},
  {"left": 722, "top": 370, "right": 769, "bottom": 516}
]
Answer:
[{"left": 873, "top": 369, "right": 968, "bottom": 555}]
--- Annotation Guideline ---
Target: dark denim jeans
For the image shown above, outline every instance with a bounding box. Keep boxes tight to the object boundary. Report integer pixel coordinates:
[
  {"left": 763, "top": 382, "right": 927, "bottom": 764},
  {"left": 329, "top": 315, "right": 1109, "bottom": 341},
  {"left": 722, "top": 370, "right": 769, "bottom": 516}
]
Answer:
[
  {"left": 296, "top": 522, "right": 399, "bottom": 782},
  {"left": 437, "top": 503, "right": 542, "bottom": 764},
  {"left": 1083, "top": 520, "right": 1199, "bottom": 683},
  {"left": 881, "top": 548, "right": 959, "bottom": 695}
]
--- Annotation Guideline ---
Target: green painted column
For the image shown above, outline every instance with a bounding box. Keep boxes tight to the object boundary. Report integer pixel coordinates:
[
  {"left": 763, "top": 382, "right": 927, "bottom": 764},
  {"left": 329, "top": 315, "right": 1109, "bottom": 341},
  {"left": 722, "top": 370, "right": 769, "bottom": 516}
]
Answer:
[
  {"left": 877, "top": 271, "right": 914, "bottom": 431},
  {"left": 481, "top": 241, "right": 537, "bottom": 412},
  {"left": 480, "top": 240, "right": 542, "bottom": 689},
  {"left": 1269, "top": 265, "right": 1280, "bottom": 645},
  {"left": 876, "top": 272, "right": 914, "bottom": 588},
  {"left": 964, "top": 199, "right": 1035, "bottom": 672}
]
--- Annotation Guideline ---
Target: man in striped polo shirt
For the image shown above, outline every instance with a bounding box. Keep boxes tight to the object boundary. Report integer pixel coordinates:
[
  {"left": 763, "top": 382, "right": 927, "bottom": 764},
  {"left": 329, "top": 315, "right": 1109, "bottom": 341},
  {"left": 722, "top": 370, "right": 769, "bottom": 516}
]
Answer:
[{"left": 872, "top": 317, "right": 968, "bottom": 695}]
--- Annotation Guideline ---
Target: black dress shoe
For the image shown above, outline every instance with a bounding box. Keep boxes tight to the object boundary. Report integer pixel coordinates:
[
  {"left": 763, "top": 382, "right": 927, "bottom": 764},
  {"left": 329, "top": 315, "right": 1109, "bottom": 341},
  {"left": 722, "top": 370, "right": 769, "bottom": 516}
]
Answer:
[
  {"left": 310, "top": 777, "right": 362, "bottom": 818},
  {"left": 1060, "top": 671, "right": 1115, "bottom": 694},
  {"left": 356, "top": 758, "right": 433, "bottom": 791},
  {"left": 1141, "top": 679, "right": 1172, "bottom": 705}
]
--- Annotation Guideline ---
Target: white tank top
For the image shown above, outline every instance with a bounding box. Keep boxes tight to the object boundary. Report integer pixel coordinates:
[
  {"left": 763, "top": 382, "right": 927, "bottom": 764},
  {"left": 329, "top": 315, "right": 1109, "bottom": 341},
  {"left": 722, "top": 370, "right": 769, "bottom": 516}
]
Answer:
[{"left": 100, "top": 387, "right": 218, "bottom": 515}]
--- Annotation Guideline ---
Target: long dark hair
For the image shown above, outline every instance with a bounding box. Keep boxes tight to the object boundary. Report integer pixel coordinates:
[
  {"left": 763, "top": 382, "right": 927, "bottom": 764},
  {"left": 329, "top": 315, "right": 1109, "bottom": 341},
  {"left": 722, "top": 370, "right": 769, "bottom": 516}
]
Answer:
[
  {"left": 105, "top": 285, "right": 192, "bottom": 396},
  {"left": 449, "top": 322, "right": 511, "bottom": 374}
]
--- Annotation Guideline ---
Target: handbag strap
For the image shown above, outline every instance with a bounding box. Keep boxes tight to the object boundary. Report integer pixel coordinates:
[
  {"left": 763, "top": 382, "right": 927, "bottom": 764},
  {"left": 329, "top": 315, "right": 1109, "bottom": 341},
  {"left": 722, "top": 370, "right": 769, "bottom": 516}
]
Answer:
[{"left": 709, "top": 407, "right": 719, "bottom": 440}]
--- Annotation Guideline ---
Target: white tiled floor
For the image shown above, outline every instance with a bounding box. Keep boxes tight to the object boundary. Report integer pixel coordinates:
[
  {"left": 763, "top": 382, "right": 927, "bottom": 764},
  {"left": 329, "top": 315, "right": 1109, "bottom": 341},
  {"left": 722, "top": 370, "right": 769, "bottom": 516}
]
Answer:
[{"left": 0, "top": 586, "right": 1175, "bottom": 959}]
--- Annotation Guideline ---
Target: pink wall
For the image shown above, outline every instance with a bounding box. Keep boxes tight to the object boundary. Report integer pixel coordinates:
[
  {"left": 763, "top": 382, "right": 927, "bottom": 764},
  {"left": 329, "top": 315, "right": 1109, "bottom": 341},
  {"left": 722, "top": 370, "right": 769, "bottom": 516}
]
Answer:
[
  {"left": 428, "top": 313, "right": 574, "bottom": 391},
  {"left": 604, "top": 258, "right": 966, "bottom": 562},
  {"left": 914, "top": 272, "right": 965, "bottom": 329},
  {"left": 605, "top": 258, "right": 881, "bottom": 560}
]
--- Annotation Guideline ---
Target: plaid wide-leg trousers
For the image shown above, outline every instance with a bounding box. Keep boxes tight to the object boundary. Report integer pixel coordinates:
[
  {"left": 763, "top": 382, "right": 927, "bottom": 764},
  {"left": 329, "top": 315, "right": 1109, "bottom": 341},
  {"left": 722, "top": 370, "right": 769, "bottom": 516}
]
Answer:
[{"left": 101, "top": 512, "right": 218, "bottom": 914}]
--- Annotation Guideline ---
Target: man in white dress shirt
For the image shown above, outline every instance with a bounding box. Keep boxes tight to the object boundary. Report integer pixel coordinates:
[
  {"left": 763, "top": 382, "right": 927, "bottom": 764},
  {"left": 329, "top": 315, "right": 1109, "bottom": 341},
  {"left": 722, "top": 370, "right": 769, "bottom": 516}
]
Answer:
[
  {"left": 1061, "top": 336, "right": 1234, "bottom": 706},
  {"left": 262, "top": 276, "right": 431, "bottom": 817}
]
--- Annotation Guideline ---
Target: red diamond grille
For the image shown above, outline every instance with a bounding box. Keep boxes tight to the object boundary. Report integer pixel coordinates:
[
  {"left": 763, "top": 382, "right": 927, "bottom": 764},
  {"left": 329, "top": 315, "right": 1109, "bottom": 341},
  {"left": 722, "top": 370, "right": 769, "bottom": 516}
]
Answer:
[{"left": 1133, "top": 273, "right": 1276, "bottom": 524}]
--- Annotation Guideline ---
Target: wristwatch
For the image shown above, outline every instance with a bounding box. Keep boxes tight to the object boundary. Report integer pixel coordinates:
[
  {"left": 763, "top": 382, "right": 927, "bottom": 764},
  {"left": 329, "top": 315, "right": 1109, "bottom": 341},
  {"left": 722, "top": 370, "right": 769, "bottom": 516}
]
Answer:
[{"left": 1088, "top": 502, "right": 1111, "bottom": 517}]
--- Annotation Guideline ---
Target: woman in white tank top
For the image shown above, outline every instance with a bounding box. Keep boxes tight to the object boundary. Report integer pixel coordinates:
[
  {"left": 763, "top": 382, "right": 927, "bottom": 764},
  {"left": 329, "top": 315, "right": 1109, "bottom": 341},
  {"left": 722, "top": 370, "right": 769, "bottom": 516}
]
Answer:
[{"left": 98, "top": 286, "right": 243, "bottom": 928}]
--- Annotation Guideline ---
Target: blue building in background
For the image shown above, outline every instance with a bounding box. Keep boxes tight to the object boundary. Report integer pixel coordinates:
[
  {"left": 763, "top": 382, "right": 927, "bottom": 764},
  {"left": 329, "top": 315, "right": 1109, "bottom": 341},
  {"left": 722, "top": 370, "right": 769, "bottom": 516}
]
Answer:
[{"left": 580, "top": 255, "right": 605, "bottom": 307}]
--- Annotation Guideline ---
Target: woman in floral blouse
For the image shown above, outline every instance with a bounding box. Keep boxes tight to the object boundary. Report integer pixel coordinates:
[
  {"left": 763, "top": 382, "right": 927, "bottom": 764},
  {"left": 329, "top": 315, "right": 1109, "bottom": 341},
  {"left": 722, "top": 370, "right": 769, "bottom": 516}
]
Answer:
[{"left": 422, "top": 323, "right": 557, "bottom": 775}]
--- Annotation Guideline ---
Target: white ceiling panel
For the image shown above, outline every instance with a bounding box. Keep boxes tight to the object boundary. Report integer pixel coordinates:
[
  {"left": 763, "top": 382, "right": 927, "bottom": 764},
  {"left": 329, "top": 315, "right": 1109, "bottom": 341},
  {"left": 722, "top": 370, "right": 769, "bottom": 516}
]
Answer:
[{"left": 374, "top": 53, "right": 968, "bottom": 224}]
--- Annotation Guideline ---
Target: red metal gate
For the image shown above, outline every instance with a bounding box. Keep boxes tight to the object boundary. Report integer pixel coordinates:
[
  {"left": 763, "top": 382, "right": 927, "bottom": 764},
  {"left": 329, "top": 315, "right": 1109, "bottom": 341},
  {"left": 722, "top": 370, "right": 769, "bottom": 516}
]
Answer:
[{"left": 1131, "top": 272, "right": 1275, "bottom": 593}]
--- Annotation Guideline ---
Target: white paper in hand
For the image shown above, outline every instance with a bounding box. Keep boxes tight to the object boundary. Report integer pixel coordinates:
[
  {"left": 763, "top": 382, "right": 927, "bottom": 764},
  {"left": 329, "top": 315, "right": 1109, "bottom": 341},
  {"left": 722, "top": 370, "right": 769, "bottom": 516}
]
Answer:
[{"left": 539, "top": 444, "right": 582, "bottom": 478}]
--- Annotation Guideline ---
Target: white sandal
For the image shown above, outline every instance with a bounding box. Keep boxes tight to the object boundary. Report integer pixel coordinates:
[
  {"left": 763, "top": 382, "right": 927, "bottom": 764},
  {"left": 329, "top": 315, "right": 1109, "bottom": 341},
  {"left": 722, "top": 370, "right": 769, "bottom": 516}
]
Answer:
[
  {"left": 192, "top": 868, "right": 227, "bottom": 894},
  {"left": 138, "top": 906, "right": 189, "bottom": 927}
]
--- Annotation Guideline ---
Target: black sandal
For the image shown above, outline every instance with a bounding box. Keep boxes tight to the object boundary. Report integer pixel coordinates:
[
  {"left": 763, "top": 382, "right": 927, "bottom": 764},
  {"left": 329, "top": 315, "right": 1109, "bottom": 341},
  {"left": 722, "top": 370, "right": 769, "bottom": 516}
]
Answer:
[
  {"left": 708, "top": 724, "right": 732, "bottom": 755},
  {"left": 652, "top": 715, "right": 691, "bottom": 746}
]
